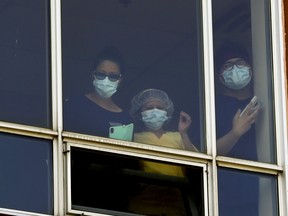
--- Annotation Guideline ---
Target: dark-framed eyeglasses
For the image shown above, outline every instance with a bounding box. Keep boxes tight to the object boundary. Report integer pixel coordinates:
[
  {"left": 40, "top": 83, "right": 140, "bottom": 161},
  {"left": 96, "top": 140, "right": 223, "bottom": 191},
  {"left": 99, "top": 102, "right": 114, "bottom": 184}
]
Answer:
[
  {"left": 221, "top": 59, "right": 250, "bottom": 71},
  {"left": 93, "top": 71, "right": 122, "bottom": 82}
]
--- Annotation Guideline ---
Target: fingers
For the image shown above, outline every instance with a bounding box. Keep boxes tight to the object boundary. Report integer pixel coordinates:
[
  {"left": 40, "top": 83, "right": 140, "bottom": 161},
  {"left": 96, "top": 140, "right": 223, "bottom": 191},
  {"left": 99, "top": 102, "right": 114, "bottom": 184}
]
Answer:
[
  {"left": 180, "top": 111, "right": 192, "bottom": 123},
  {"left": 234, "top": 109, "right": 241, "bottom": 119},
  {"left": 240, "top": 106, "right": 260, "bottom": 124}
]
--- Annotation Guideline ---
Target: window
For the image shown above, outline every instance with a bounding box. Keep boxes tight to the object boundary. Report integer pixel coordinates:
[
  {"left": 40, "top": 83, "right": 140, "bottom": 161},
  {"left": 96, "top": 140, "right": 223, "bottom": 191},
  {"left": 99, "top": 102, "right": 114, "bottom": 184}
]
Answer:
[
  {"left": 62, "top": 0, "right": 205, "bottom": 152},
  {"left": 67, "top": 144, "right": 205, "bottom": 216},
  {"left": 218, "top": 168, "right": 278, "bottom": 216},
  {"left": 0, "top": 0, "right": 51, "bottom": 128},
  {"left": 0, "top": 133, "right": 53, "bottom": 214},
  {"left": 0, "top": 0, "right": 287, "bottom": 216},
  {"left": 213, "top": 0, "right": 276, "bottom": 164}
]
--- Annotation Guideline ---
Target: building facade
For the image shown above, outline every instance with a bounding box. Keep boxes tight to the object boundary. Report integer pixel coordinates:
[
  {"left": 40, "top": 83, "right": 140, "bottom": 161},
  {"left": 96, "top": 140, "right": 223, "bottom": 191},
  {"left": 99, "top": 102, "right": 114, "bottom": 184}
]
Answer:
[{"left": 0, "top": 0, "right": 287, "bottom": 215}]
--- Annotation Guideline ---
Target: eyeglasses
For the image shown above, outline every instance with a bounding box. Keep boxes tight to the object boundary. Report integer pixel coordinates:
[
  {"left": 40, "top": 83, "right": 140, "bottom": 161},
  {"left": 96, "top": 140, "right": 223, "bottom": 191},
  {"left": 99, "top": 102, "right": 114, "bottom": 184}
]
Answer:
[
  {"left": 94, "top": 71, "right": 122, "bottom": 82},
  {"left": 221, "top": 59, "right": 250, "bottom": 71}
]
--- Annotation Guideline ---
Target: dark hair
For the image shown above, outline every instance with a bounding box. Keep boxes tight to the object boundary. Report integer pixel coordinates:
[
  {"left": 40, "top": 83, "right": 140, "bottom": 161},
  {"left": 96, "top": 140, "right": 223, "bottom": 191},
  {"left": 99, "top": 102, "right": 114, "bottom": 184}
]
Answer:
[
  {"left": 93, "top": 46, "right": 125, "bottom": 75},
  {"left": 214, "top": 41, "right": 251, "bottom": 74}
]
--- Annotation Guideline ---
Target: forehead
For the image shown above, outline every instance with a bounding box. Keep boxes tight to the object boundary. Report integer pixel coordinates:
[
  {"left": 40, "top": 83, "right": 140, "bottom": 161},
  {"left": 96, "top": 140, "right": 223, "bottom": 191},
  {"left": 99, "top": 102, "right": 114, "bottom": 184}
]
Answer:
[
  {"left": 96, "top": 60, "right": 120, "bottom": 73},
  {"left": 142, "top": 99, "right": 164, "bottom": 108}
]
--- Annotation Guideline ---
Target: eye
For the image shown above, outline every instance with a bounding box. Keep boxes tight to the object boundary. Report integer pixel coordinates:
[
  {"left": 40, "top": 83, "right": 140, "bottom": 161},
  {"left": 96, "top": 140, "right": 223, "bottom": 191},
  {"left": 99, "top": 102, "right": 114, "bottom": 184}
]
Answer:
[
  {"left": 94, "top": 71, "right": 106, "bottom": 80},
  {"left": 236, "top": 60, "right": 247, "bottom": 67},
  {"left": 222, "top": 63, "right": 233, "bottom": 70},
  {"left": 108, "top": 74, "right": 122, "bottom": 82}
]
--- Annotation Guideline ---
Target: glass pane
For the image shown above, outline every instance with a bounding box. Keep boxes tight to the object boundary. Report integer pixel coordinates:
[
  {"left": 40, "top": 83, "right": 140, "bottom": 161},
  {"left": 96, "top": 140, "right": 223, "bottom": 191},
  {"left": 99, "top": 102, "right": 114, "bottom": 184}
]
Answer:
[
  {"left": 70, "top": 147, "right": 204, "bottom": 215},
  {"left": 62, "top": 0, "right": 205, "bottom": 152},
  {"left": 212, "top": 0, "right": 276, "bottom": 163},
  {"left": 0, "top": 0, "right": 51, "bottom": 127},
  {"left": 218, "top": 168, "right": 278, "bottom": 216},
  {"left": 0, "top": 133, "right": 53, "bottom": 214}
]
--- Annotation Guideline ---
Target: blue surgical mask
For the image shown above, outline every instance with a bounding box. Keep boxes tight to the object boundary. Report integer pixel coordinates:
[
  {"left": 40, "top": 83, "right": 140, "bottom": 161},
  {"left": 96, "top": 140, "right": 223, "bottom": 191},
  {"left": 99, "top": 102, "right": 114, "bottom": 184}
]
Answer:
[
  {"left": 221, "top": 66, "right": 251, "bottom": 90},
  {"left": 141, "top": 108, "right": 168, "bottom": 131},
  {"left": 93, "top": 77, "right": 119, "bottom": 99}
]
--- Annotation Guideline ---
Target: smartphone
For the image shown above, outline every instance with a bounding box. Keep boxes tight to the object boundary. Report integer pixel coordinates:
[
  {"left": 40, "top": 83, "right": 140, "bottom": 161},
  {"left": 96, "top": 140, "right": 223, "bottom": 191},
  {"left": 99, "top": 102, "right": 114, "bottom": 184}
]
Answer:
[
  {"left": 240, "top": 96, "right": 258, "bottom": 117},
  {"left": 109, "top": 123, "right": 134, "bottom": 141}
]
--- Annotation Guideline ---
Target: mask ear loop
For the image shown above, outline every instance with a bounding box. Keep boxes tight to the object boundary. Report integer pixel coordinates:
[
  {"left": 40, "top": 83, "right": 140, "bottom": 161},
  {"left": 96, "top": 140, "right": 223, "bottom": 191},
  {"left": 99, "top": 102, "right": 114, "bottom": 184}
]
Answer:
[{"left": 219, "top": 71, "right": 226, "bottom": 85}]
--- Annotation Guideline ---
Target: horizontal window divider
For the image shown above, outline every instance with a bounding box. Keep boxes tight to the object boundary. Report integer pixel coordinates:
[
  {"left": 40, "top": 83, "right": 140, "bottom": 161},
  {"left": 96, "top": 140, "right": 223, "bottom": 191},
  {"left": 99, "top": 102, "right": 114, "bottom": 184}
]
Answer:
[
  {"left": 0, "top": 121, "right": 57, "bottom": 140},
  {"left": 0, "top": 207, "right": 51, "bottom": 216},
  {"left": 69, "top": 206, "right": 143, "bottom": 216},
  {"left": 216, "top": 156, "right": 283, "bottom": 175},
  {"left": 63, "top": 131, "right": 212, "bottom": 165}
]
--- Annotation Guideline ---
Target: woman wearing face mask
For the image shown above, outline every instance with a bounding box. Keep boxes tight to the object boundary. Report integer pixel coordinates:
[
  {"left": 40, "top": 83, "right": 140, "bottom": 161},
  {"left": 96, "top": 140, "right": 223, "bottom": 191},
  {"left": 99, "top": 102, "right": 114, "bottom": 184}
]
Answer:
[
  {"left": 215, "top": 42, "right": 260, "bottom": 160},
  {"left": 64, "top": 47, "right": 132, "bottom": 137}
]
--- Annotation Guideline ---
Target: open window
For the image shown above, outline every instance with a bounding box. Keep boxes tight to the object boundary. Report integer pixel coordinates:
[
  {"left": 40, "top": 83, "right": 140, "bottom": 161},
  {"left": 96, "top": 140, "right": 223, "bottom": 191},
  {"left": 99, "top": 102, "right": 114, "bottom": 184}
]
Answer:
[{"left": 66, "top": 143, "right": 206, "bottom": 216}]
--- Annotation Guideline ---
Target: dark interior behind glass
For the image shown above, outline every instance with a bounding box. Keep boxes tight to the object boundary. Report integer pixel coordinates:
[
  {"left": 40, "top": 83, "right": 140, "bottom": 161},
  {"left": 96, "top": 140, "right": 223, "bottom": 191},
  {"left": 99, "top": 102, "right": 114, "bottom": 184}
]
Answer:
[
  {"left": 71, "top": 147, "right": 204, "bottom": 215},
  {"left": 0, "top": 0, "right": 51, "bottom": 128}
]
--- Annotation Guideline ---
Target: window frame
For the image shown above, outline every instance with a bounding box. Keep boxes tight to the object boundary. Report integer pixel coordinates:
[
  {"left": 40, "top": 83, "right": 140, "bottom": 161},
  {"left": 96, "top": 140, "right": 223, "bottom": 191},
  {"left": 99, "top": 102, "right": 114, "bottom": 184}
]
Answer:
[
  {"left": 57, "top": 0, "right": 287, "bottom": 215},
  {"left": 65, "top": 141, "right": 209, "bottom": 215},
  {"left": 0, "top": 0, "right": 286, "bottom": 215}
]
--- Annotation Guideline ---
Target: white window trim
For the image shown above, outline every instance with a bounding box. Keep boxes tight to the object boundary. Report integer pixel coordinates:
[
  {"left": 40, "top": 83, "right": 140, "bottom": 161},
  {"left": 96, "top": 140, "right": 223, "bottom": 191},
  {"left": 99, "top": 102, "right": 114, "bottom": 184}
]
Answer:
[
  {"left": 0, "top": 0, "right": 284, "bottom": 215},
  {"left": 270, "top": 1, "right": 288, "bottom": 215}
]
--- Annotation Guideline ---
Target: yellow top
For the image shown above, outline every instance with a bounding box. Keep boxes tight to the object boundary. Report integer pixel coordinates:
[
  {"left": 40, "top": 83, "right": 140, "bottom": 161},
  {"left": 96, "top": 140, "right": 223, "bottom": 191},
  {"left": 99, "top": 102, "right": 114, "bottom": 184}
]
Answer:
[{"left": 134, "top": 131, "right": 185, "bottom": 177}]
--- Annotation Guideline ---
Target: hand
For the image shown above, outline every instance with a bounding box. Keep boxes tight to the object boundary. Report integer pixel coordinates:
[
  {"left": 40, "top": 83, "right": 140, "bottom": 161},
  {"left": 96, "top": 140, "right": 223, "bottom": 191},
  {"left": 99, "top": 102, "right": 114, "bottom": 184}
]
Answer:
[
  {"left": 232, "top": 103, "right": 260, "bottom": 137},
  {"left": 178, "top": 111, "right": 192, "bottom": 133}
]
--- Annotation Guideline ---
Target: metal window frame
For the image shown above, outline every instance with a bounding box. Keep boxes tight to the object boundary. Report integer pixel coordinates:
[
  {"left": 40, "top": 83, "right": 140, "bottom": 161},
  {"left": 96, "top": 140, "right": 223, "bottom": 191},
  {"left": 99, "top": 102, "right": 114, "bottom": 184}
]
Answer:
[
  {"left": 65, "top": 141, "right": 209, "bottom": 216},
  {"left": 0, "top": 0, "right": 286, "bottom": 215}
]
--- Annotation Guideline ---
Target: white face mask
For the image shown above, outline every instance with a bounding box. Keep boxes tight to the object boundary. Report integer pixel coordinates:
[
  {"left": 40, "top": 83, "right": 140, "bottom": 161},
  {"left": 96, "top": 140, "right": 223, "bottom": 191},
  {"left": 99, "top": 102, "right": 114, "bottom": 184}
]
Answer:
[
  {"left": 141, "top": 108, "right": 168, "bottom": 131},
  {"left": 93, "top": 77, "right": 119, "bottom": 99},
  {"left": 221, "top": 66, "right": 251, "bottom": 90}
]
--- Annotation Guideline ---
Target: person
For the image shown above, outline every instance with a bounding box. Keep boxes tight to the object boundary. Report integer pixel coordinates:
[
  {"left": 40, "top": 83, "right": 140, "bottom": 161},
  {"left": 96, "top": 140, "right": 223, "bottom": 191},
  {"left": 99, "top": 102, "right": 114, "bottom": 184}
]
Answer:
[
  {"left": 128, "top": 88, "right": 199, "bottom": 216},
  {"left": 64, "top": 47, "right": 137, "bottom": 212},
  {"left": 130, "top": 88, "right": 198, "bottom": 156},
  {"left": 64, "top": 47, "right": 133, "bottom": 138},
  {"left": 215, "top": 42, "right": 260, "bottom": 216},
  {"left": 214, "top": 42, "right": 261, "bottom": 161}
]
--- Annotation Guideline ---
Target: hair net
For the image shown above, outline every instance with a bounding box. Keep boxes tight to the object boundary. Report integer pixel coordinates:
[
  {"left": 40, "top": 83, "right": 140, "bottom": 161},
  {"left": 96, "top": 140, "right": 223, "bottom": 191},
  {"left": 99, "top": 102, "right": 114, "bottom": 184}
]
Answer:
[{"left": 130, "top": 89, "right": 174, "bottom": 119}]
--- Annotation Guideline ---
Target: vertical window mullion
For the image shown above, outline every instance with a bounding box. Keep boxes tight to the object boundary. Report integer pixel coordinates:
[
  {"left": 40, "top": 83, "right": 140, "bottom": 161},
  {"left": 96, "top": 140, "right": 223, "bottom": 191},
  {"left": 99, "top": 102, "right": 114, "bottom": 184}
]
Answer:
[
  {"left": 270, "top": 0, "right": 288, "bottom": 215},
  {"left": 50, "top": 0, "right": 64, "bottom": 215},
  {"left": 202, "top": 0, "right": 218, "bottom": 216}
]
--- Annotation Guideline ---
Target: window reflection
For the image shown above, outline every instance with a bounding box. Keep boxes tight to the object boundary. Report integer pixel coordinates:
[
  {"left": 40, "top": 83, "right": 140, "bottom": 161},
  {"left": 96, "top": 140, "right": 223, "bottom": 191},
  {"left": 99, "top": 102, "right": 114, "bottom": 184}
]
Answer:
[
  {"left": 62, "top": 0, "right": 205, "bottom": 152},
  {"left": 0, "top": 133, "right": 53, "bottom": 214},
  {"left": 213, "top": 0, "right": 275, "bottom": 163},
  {"left": 71, "top": 147, "right": 204, "bottom": 215},
  {"left": 0, "top": 0, "right": 51, "bottom": 127},
  {"left": 218, "top": 168, "right": 278, "bottom": 216}
]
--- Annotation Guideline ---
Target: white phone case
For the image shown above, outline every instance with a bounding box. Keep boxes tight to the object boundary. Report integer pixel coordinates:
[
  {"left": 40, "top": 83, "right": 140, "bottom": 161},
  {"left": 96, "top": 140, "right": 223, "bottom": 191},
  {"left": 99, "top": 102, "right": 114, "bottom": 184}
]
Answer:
[{"left": 240, "top": 96, "right": 258, "bottom": 117}]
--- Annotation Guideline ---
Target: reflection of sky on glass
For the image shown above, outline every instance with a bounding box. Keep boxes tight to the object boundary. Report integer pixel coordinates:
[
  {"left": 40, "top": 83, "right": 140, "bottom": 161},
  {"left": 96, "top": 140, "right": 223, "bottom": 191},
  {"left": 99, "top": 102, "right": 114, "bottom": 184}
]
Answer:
[{"left": 0, "top": 133, "right": 53, "bottom": 214}]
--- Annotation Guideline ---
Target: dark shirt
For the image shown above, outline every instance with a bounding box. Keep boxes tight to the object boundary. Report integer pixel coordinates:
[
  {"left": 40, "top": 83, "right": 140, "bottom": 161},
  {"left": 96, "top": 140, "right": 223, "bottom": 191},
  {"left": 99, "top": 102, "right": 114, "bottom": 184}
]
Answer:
[
  {"left": 215, "top": 95, "right": 257, "bottom": 161},
  {"left": 216, "top": 95, "right": 259, "bottom": 216},
  {"left": 64, "top": 95, "right": 132, "bottom": 137}
]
